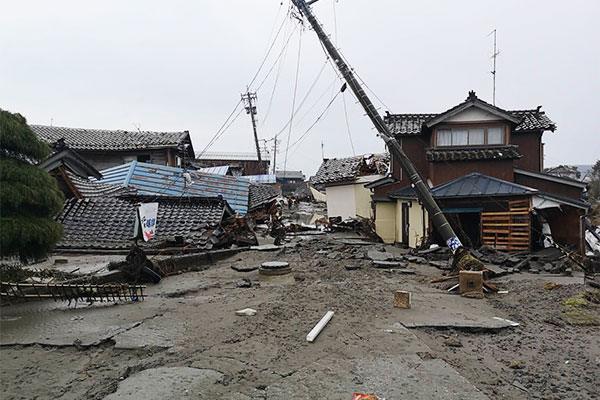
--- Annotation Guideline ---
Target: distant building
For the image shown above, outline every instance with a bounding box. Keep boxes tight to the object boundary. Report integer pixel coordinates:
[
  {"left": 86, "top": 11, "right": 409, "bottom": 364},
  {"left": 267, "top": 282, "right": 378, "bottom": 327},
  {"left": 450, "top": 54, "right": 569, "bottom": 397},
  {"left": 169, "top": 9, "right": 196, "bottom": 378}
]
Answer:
[
  {"left": 195, "top": 151, "right": 270, "bottom": 176},
  {"left": 275, "top": 170, "right": 305, "bottom": 184},
  {"left": 31, "top": 124, "right": 194, "bottom": 171},
  {"left": 544, "top": 165, "right": 581, "bottom": 181}
]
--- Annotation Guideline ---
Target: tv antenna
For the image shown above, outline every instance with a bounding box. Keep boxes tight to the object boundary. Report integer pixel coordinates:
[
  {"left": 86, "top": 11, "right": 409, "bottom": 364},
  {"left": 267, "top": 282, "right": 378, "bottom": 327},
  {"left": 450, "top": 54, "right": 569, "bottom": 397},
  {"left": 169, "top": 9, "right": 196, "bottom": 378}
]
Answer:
[{"left": 489, "top": 29, "right": 500, "bottom": 105}]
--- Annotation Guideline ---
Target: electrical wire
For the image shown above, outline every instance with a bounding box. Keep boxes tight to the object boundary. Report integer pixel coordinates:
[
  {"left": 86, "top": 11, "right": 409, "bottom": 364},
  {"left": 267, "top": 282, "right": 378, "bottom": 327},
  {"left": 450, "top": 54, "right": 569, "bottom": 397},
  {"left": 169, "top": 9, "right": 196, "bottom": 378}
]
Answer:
[
  {"left": 342, "top": 92, "right": 355, "bottom": 156},
  {"left": 283, "top": 27, "right": 303, "bottom": 173}
]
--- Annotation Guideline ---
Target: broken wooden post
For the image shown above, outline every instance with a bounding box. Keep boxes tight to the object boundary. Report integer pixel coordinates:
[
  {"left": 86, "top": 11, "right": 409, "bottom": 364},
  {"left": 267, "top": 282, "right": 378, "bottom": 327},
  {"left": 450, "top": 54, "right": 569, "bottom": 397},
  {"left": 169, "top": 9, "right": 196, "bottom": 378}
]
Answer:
[
  {"left": 393, "top": 290, "right": 411, "bottom": 309},
  {"left": 306, "top": 310, "right": 334, "bottom": 342},
  {"left": 459, "top": 270, "right": 483, "bottom": 298}
]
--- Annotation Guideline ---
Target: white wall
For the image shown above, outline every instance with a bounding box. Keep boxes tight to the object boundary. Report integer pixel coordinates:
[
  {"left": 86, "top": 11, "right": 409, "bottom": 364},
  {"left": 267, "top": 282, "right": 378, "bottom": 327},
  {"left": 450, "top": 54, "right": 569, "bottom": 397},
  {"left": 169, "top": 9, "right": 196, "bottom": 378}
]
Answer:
[
  {"left": 445, "top": 106, "right": 503, "bottom": 122},
  {"left": 326, "top": 184, "right": 357, "bottom": 220}
]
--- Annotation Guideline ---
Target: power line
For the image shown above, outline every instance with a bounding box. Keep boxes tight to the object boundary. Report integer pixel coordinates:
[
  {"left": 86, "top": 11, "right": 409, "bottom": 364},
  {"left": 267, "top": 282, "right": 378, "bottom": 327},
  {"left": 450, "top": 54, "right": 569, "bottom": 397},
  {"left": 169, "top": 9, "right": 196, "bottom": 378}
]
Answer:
[
  {"left": 283, "top": 27, "right": 303, "bottom": 173},
  {"left": 342, "top": 92, "right": 355, "bottom": 155}
]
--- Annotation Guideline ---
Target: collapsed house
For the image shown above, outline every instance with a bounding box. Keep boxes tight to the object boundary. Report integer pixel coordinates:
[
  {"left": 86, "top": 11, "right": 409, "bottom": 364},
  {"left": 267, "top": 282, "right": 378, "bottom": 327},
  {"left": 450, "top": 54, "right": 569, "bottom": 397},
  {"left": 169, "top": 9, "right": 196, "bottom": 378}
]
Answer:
[
  {"left": 313, "top": 154, "right": 389, "bottom": 220},
  {"left": 31, "top": 124, "right": 194, "bottom": 170},
  {"left": 368, "top": 91, "right": 590, "bottom": 253},
  {"left": 55, "top": 195, "right": 235, "bottom": 250}
]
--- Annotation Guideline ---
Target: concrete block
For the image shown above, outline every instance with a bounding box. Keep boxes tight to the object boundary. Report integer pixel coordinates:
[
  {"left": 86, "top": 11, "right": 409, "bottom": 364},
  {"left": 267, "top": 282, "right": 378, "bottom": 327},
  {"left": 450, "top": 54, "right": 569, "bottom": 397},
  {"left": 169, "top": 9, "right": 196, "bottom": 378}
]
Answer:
[
  {"left": 459, "top": 270, "right": 483, "bottom": 295},
  {"left": 394, "top": 291, "right": 411, "bottom": 309}
]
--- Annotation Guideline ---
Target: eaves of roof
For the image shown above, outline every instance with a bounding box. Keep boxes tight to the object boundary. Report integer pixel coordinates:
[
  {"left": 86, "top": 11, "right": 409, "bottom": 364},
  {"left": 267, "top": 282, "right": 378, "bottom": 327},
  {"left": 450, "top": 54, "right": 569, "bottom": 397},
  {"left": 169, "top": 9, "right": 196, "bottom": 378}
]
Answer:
[{"left": 514, "top": 167, "right": 588, "bottom": 189}]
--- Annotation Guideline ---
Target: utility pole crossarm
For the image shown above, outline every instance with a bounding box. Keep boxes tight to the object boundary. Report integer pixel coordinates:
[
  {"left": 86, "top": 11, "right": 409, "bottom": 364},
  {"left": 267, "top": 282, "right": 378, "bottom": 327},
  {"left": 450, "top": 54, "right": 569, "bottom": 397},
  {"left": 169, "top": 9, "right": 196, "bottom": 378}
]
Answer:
[
  {"left": 242, "top": 91, "right": 263, "bottom": 163},
  {"left": 291, "top": 0, "right": 482, "bottom": 270}
]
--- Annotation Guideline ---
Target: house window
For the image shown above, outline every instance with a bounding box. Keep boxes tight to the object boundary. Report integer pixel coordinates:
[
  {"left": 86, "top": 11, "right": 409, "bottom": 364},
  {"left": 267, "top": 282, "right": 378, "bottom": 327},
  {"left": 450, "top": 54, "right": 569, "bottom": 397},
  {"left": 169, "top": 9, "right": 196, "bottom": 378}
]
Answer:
[
  {"left": 137, "top": 154, "right": 151, "bottom": 163},
  {"left": 436, "top": 126, "right": 505, "bottom": 147}
]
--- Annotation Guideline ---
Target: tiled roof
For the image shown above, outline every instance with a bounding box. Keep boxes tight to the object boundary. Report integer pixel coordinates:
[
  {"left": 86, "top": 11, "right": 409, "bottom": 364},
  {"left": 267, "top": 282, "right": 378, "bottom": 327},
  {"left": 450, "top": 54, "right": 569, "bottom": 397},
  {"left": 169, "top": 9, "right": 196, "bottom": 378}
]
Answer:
[
  {"left": 384, "top": 92, "right": 556, "bottom": 136},
  {"left": 196, "top": 151, "right": 270, "bottom": 161},
  {"left": 96, "top": 161, "right": 250, "bottom": 215},
  {"left": 31, "top": 125, "right": 190, "bottom": 152},
  {"left": 275, "top": 170, "right": 305, "bottom": 180},
  {"left": 65, "top": 170, "right": 137, "bottom": 198},
  {"left": 312, "top": 153, "right": 389, "bottom": 185},
  {"left": 55, "top": 196, "right": 230, "bottom": 249},
  {"left": 389, "top": 173, "right": 536, "bottom": 199},
  {"left": 38, "top": 146, "right": 102, "bottom": 179},
  {"left": 248, "top": 184, "right": 280, "bottom": 211},
  {"left": 426, "top": 145, "right": 522, "bottom": 162}
]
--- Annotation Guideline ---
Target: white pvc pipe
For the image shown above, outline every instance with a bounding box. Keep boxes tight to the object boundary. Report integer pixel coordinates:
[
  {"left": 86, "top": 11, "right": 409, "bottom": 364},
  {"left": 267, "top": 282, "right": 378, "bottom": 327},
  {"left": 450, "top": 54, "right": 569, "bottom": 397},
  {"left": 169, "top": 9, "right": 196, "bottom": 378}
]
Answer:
[{"left": 306, "top": 310, "right": 334, "bottom": 342}]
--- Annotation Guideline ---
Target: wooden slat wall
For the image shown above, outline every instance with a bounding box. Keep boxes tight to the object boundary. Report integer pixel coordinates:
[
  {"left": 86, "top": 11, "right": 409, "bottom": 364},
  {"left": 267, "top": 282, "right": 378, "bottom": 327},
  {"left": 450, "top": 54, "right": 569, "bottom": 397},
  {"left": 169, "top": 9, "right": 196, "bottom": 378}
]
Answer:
[{"left": 481, "top": 199, "right": 531, "bottom": 251}]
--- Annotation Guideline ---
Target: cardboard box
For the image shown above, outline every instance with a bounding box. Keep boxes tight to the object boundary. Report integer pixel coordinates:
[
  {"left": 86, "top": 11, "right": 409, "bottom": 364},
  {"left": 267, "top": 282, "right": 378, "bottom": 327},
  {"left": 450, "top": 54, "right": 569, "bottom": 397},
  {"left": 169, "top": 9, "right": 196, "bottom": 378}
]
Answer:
[
  {"left": 394, "top": 290, "right": 411, "bottom": 309},
  {"left": 459, "top": 270, "right": 483, "bottom": 295}
]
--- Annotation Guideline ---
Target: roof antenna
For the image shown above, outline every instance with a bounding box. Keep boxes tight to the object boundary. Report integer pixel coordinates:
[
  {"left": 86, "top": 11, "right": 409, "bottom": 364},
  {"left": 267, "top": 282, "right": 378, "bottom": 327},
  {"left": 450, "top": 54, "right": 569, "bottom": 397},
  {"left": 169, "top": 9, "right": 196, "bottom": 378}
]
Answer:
[
  {"left": 133, "top": 123, "right": 141, "bottom": 133},
  {"left": 50, "top": 118, "right": 53, "bottom": 127},
  {"left": 488, "top": 29, "right": 500, "bottom": 106}
]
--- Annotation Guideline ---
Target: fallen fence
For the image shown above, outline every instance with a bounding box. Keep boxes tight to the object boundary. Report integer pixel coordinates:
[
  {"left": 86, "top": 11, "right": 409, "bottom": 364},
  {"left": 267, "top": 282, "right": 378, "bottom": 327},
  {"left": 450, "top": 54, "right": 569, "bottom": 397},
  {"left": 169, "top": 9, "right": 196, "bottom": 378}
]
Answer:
[{"left": 0, "top": 282, "right": 145, "bottom": 303}]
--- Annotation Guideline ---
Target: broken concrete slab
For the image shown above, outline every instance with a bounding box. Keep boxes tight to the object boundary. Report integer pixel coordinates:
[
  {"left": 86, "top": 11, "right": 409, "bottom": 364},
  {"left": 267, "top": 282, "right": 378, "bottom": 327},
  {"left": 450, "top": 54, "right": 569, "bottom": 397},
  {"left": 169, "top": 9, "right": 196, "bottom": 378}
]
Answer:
[
  {"left": 400, "top": 317, "right": 518, "bottom": 331},
  {"left": 484, "top": 263, "right": 507, "bottom": 277},
  {"left": 104, "top": 367, "right": 224, "bottom": 400},
  {"left": 250, "top": 244, "right": 282, "bottom": 251},
  {"left": 231, "top": 265, "right": 258, "bottom": 273},
  {"left": 367, "top": 249, "right": 395, "bottom": 261},
  {"left": 372, "top": 260, "right": 409, "bottom": 269}
]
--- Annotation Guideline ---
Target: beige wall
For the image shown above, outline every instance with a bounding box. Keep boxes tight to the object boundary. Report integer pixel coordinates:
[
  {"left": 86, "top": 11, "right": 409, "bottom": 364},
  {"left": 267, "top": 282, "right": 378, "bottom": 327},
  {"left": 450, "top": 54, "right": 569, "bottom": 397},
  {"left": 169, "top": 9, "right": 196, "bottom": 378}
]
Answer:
[
  {"left": 354, "top": 182, "right": 374, "bottom": 219},
  {"left": 374, "top": 199, "right": 429, "bottom": 247},
  {"left": 375, "top": 202, "right": 396, "bottom": 243},
  {"left": 326, "top": 184, "right": 356, "bottom": 220}
]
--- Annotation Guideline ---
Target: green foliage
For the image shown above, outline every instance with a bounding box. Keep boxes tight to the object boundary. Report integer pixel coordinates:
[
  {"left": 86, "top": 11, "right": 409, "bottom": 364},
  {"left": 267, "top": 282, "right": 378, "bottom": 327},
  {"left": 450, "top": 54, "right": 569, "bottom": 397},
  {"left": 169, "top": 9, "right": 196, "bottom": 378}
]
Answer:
[
  {"left": 0, "top": 158, "right": 64, "bottom": 217},
  {"left": 588, "top": 160, "right": 600, "bottom": 200},
  {"left": 0, "top": 109, "right": 51, "bottom": 161},
  {"left": 0, "top": 109, "right": 64, "bottom": 262},
  {"left": 0, "top": 217, "right": 64, "bottom": 262}
]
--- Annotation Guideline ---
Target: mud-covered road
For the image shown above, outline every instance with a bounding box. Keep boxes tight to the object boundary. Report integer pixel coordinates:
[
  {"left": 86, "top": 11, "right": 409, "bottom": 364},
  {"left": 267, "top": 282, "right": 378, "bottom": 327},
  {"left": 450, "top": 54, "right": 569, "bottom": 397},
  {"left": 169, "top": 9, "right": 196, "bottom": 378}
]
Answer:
[{"left": 1, "top": 233, "right": 598, "bottom": 399}]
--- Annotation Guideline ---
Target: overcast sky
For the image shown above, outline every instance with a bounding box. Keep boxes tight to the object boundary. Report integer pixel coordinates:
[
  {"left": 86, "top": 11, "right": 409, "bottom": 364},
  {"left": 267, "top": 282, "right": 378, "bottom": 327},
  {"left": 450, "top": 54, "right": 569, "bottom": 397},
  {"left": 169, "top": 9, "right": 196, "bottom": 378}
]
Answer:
[{"left": 1, "top": 0, "right": 598, "bottom": 176}]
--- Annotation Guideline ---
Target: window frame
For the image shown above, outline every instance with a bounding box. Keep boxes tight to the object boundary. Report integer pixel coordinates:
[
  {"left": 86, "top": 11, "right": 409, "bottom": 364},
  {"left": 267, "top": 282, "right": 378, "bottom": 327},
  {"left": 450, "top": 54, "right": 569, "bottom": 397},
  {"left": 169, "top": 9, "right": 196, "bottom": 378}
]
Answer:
[{"left": 433, "top": 123, "right": 508, "bottom": 147}]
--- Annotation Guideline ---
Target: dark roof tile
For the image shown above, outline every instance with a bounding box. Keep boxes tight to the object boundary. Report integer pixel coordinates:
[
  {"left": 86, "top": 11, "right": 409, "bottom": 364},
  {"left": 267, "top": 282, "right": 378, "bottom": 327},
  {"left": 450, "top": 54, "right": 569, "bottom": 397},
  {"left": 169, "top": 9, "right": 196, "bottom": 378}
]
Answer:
[{"left": 426, "top": 145, "right": 522, "bottom": 162}]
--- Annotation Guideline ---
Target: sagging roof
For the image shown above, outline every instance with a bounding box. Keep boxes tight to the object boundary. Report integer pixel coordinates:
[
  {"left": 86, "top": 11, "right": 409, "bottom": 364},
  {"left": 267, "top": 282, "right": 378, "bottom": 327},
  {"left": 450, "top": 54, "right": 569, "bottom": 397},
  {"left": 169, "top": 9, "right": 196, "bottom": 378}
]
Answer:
[
  {"left": 195, "top": 151, "right": 270, "bottom": 162},
  {"left": 38, "top": 144, "right": 102, "bottom": 179},
  {"left": 31, "top": 124, "right": 193, "bottom": 153},
  {"left": 312, "top": 153, "right": 389, "bottom": 185},
  {"left": 426, "top": 145, "right": 522, "bottom": 162},
  {"left": 389, "top": 173, "right": 537, "bottom": 199},
  {"left": 96, "top": 161, "right": 250, "bottom": 215},
  {"left": 515, "top": 167, "right": 588, "bottom": 189},
  {"left": 66, "top": 170, "right": 137, "bottom": 198},
  {"left": 248, "top": 184, "right": 280, "bottom": 211},
  {"left": 55, "top": 195, "right": 232, "bottom": 250},
  {"left": 385, "top": 91, "right": 556, "bottom": 136}
]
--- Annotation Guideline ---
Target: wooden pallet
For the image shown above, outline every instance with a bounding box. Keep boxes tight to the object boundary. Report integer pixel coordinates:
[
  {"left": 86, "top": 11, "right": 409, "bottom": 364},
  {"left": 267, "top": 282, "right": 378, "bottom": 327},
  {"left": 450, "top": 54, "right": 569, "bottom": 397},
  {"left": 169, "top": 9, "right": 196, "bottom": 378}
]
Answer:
[{"left": 480, "top": 199, "right": 531, "bottom": 251}]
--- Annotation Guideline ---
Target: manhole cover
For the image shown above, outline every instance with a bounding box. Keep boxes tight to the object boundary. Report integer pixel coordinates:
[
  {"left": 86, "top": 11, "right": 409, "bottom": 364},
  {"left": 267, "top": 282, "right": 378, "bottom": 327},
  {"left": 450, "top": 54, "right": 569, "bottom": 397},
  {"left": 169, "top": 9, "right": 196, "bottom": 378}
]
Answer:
[{"left": 259, "top": 261, "right": 292, "bottom": 276}]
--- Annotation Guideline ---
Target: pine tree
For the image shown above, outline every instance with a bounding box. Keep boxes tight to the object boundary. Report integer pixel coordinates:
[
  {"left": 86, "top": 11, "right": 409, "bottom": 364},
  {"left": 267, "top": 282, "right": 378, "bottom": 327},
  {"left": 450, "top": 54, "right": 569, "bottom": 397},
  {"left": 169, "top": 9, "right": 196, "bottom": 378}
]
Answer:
[{"left": 0, "top": 109, "right": 64, "bottom": 262}]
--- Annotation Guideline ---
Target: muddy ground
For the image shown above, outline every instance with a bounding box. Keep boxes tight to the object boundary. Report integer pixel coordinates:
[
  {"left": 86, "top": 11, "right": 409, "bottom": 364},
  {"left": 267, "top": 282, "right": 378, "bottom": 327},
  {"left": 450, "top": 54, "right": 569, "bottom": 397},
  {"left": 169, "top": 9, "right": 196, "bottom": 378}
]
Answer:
[{"left": 1, "top": 233, "right": 599, "bottom": 399}]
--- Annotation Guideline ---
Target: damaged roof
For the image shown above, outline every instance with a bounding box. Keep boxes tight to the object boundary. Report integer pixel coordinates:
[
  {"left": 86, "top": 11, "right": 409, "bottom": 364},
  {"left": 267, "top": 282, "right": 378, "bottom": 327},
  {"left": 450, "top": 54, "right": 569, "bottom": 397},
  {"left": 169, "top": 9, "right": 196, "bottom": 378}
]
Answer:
[
  {"left": 30, "top": 124, "right": 192, "bottom": 152},
  {"left": 385, "top": 91, "right": 556, "bottom": 136},
  {"left": 426, "top": 145, "right": 522, "bottom": 162},
  {"left": 96, "top": 161, "right": 250, "bottom": 215},
  {"left": 38, "top": 144, "right": 102, "bottom": 179},
  {"left": 248, "top": 184, "right": 280, "bottom": 211},
  {"left": 312, "top": 153, "right": 389, "bottom": 185},
  {"left": 65, "top": 170, "right": 137, "bottom": 198},
  {"left": 55, "top": 195, "right": 232, "bottom": 250}
]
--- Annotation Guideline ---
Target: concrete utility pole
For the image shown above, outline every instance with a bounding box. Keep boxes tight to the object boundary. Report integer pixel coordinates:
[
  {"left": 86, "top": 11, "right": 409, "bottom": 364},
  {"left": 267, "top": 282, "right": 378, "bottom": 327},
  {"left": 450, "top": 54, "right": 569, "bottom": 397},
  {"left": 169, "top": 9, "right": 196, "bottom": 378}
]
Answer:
[
  {"left": 291, "top": 0, "right": 482, "bottom": 269},
  {"left": 272, "top": 137, "right": 279, "bottom": 175},
  {"left": 242, "top": 91, "right": 263, "bottom": 164},
  {"left": 489, "top": 29, "right": 499, "bottom": 106}
]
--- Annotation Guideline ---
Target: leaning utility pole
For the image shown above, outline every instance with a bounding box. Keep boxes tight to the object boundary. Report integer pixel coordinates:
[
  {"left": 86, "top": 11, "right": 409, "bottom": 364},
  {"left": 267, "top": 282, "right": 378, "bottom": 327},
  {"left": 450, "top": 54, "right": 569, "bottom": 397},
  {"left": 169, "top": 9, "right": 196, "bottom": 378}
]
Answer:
[
  {"left": 242, "top": 91, "right": 263, "bottom": 164},
  {"left": 291, "top": 0, "right": 482, "bottom": 269}
]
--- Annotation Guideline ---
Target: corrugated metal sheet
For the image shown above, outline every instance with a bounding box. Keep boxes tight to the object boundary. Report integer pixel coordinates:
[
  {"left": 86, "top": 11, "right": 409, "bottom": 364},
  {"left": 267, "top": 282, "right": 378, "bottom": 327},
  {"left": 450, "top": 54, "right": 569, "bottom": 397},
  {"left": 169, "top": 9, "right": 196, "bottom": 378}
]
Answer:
[
  {"left": 96, "top": 161, "right": 250, "bottom": 215},
  {"left": 242, "top": 174, "right": 277, "bottom": 184},
  {"left": 198, "top": 165, "right": 230, "bottom": 175},
  {"left": 196, "top": 151, "right": 269, "bottom": 161}
]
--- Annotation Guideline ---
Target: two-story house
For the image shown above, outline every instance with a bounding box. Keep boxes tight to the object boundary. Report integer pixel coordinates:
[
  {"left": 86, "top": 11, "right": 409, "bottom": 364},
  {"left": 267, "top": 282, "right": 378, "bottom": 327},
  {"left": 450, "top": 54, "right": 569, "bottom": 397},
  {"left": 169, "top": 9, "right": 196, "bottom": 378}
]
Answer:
[{"left": 369, "top": 91, "right": 589, "bottom": 253}]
